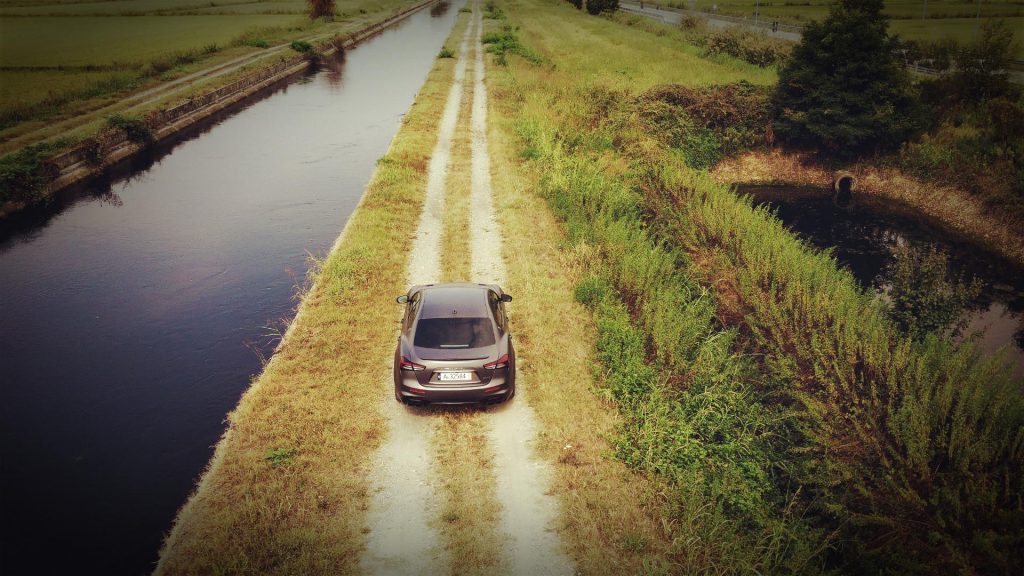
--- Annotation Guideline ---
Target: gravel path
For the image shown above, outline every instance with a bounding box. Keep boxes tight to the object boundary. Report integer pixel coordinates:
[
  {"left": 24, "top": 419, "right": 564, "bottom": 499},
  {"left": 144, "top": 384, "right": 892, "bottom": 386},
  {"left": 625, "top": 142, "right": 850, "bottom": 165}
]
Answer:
[
  {"left": 361, "top": 4, "right": 574, "bottom": 573},
  {"left": 358, "top": 13, "right": 475, "bottom": 576},
  {"left": 467, "top": 8, "right": 575, "bottom": 575}
]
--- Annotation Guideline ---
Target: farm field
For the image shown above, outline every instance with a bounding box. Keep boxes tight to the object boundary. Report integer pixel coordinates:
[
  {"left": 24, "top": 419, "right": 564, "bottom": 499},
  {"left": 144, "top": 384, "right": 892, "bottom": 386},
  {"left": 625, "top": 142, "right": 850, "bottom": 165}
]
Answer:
[
  {"left": 664, "top": 0, "right": 1024, "bottom": 55},
  {"left": 0, "top": 0, "right": 412, "bottom": 137}
]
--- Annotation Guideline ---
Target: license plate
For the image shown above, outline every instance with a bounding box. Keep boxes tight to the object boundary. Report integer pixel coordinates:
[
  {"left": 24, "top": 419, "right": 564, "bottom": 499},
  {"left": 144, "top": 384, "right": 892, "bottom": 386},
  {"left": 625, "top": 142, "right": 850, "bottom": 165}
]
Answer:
[{"left": 438, "top": 372, "right": 472, "bottom": 382}]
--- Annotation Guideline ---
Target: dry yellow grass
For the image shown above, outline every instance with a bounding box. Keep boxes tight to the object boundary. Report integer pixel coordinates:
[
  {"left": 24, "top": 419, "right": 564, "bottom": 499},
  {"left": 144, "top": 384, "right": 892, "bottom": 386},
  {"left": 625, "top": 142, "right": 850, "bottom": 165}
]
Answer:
[
  {"left": 431, "top": 25, "right": 508, "bottom": 574},
  {"left": 483, "top": 25, "right": 679, "bottom": 575},
  {"left": 432, "top": 408, "right": 507, "bottom": 575},
  {"left": 154, "top": 13, "right": 470, "bottom": 574},
  {"left": 712, "top": 149, "right": 1024, "bottom": 266},
  {"left": 440, "top": 39, "right": 475, "bottom": 284}
]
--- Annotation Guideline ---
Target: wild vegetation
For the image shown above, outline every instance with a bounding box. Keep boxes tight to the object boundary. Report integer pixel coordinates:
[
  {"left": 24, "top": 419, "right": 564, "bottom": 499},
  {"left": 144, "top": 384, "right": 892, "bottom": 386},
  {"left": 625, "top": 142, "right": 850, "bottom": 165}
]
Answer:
[
  {"left": 773, "top": 0, "right": 921, "bottom": 156},
  {"left": 486, "top": 0, "right": 1024, "bottom": 572}
]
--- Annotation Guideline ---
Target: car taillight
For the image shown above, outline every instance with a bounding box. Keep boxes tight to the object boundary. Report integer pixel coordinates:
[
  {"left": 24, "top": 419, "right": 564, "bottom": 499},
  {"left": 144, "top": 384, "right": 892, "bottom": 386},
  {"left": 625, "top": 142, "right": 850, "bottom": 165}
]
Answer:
[
  {"left": 483, "top": 354, "right": 509, "bottom": 370},
  {"left": 400, "top": 356, "right": 425, "bottom": 371}
]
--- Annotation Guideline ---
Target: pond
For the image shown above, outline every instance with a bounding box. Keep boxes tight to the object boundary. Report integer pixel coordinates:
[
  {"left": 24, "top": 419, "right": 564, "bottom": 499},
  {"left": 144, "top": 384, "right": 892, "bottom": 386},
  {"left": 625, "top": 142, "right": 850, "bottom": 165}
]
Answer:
[{"left": 739, "top": 184, "right": 1024, "bottom": 378}]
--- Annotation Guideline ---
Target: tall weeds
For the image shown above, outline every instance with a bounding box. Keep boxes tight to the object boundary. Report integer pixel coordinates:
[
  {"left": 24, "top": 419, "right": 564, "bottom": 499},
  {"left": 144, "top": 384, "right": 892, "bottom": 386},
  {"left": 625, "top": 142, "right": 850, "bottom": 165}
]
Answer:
[{"left": 504, "top": 39, "right": 1024, "bottom": 573}]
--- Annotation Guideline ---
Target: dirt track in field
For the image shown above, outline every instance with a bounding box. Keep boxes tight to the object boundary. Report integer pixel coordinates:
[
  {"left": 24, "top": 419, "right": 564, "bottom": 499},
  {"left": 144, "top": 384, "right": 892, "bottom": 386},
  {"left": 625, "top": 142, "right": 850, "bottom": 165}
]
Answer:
[{"left": 358, "top": 4, "right": 574, "bottom": 574}]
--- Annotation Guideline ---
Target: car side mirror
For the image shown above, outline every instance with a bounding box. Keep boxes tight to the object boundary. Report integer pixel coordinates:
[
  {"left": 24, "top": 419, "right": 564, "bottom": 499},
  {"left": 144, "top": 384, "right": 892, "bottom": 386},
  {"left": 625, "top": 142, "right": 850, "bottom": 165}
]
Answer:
[
  {"left": 396, "top": 295, "right": 408, "bottom": 304},
  {"left": 500, "top": 294, "right": 512, "bottom": 303}
]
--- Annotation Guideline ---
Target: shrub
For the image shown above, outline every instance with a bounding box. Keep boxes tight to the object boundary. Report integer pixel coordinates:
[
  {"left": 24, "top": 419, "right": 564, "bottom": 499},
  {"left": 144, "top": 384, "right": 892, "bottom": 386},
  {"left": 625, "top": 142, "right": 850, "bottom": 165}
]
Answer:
[
  {"left": 482, "top": 29, "right": 543, "bottom": 65},
  {"left": 513, "top": 69, "right": 1024, "bottom": 573},
  {"left": 290, "top": 40, "right": 314, "bottom": 53},
  {"left": 307, "top": 0, "right": 334, "bottom": 19},
  {"left": 772, "top": 0, "right": 921, "bottom": 156},
  {"left": 887, "top": 244, "right": 982, "bottom": 337},
  {"left": 585, "top": 0, "right": 618, "bottom": 15},
  {"left": 484, "top": 0, "right": 504, "bottom": 19},
  {"left": 950, "top": 20, "right": 1018, "bottom": 103},
  {"left": 106, "top": 113, "right": 153, "bottom": 144},
  {"left": 636, "top": 82, "right": 771, "bottom": 162},
  {"left": 438, "top": 47, "right": 454, "bottom": 59},
  {"left": 0, "top": 142, "right": 66, "bottom": 204}
]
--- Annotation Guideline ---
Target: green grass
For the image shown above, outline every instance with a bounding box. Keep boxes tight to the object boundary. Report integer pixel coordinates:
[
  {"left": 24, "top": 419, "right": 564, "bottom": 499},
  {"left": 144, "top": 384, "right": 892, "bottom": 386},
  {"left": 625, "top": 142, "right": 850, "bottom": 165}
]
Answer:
[
  {"left": 889, "top": 15, "right": 1024, "bottom": 49},
  {"left": 487, "top": 0, "right": 1024, "bottom": 572},
  {"left": 0, "top": 15, "right": 300, "bottom": 67},
  {"left": 662, "top": 0, "right": 1024, "bottom": 56},
  {"left": 0, "top": 0, "right": 413, "bottom": 135},
  {"left": 676, "top": 0, "right": 1024, "bottom": 21}
]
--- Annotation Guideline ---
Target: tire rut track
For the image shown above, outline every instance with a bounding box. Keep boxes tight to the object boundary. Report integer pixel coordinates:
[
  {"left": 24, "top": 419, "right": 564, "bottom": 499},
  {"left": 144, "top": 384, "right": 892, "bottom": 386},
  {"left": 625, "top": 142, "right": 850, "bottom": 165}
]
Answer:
[
  {"left": 468, "top": 8, "right": 575, "bottom": 575},
  {"left": 358, "top": 12, "right": 475, "bottom": 576}
]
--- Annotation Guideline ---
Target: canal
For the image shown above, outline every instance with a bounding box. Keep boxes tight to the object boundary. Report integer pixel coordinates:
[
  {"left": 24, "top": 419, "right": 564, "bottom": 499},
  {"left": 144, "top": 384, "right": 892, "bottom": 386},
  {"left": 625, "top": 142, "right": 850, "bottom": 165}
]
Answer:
[{"left": 0, "top": 2, "right": 462, "bottom": 574}]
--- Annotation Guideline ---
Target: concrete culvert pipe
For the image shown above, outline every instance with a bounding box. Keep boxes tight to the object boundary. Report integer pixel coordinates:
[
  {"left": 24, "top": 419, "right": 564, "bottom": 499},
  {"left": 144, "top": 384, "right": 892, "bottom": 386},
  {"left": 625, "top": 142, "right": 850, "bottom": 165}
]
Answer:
[{"left": 833, "top": 171, "right": 856, "bottom": 208}]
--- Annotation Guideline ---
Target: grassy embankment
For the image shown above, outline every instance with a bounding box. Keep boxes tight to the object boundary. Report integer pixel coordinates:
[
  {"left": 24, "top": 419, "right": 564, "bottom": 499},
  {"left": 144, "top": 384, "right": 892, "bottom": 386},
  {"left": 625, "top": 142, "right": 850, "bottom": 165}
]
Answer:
[
  {"left": 154, "top": 10, "right": 471, "bottom": 574},
  {"left": 488, "top": 0, "right": 1023, "bottom": 573},
  {"left": 0, "top": 0, "right": 414, "bottom": 150},
  {"left": 712, "top": 149, "right": 1024, "bottom": 265}
]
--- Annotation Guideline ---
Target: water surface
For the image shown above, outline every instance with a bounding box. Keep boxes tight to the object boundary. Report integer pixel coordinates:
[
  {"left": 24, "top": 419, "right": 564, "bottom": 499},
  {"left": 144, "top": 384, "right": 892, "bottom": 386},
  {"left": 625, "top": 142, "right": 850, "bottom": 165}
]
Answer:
[
  {"left": 740, "top": 185, "right": 1024, "bottom": 377},
  {"left": 0, "top": 3, "right": 464, "bottom": 574}
]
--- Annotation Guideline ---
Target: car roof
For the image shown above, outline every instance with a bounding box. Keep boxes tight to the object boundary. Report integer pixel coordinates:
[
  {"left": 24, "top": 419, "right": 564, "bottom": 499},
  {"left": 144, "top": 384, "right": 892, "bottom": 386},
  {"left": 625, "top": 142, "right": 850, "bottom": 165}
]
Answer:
[{"left": 417, "top": 283, "right": 493, "bottom": 319}]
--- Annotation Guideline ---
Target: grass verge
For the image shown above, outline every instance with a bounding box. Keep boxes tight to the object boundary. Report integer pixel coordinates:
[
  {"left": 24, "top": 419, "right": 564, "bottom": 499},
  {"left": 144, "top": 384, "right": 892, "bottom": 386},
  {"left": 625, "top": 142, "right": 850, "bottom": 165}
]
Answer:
[
  {"left": 487, "top": 0, "right": 1024, "bottom": 573},
  {"left": 154, "top": 13, "right": 463, "bottom": 574}
]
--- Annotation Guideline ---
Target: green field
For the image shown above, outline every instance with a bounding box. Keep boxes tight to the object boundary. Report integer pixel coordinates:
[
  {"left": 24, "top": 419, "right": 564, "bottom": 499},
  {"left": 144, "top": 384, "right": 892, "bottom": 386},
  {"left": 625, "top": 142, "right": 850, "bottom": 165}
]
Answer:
[
  {"left": 678, "top": 0, "right": 1023, "bottom": 20},
  {"left": 0, "top": 0, "right": 412, "bottom": 135},
  {"left": 0, "top": 0, "right": 308, "bottom": 16},
  {"left": 667, "top": 0, "right": 1024, "bottom": 55},
  {"left": 0, "top": 15, "right": 302, "bottom": 66}
]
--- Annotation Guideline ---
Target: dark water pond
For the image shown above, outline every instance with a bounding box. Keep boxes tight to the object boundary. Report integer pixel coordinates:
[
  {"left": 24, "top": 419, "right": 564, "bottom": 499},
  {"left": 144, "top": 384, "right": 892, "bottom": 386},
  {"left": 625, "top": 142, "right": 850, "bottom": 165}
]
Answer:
[
  {"left": 0, "top": 3, "right": 464, "bottom": 575},
  {"left": 740, "top": 185, "right": 1024, "bottom": 377}
]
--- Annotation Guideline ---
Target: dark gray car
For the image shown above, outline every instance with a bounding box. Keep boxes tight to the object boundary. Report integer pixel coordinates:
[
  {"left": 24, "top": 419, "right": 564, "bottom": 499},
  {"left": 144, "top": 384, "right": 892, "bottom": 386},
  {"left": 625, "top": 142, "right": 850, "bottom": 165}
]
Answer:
[{"left": 393, "top": 283, "right": 515, "bottom": 405}]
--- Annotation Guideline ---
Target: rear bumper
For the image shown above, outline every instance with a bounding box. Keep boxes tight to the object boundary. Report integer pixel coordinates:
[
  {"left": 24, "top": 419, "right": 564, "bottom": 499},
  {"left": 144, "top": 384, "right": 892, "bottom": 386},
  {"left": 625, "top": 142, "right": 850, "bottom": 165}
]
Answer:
[{"left": 397, "top": 377, "right": 511, "bottom": 404}]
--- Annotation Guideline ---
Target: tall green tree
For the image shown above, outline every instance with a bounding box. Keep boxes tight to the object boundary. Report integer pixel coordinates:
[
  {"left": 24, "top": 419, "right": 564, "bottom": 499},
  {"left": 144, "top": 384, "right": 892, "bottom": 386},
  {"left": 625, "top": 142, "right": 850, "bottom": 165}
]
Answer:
[
  {"left": 308, "top": 0, "right": 335, "bottom": 19},
  {"left": 772, "top": 0, "right": 919, "bottom": 156}
]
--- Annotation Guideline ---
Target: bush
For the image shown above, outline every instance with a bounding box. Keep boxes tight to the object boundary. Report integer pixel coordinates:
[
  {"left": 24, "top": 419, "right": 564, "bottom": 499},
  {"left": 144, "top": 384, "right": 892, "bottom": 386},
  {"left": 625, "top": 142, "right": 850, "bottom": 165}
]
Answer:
[
  {"left": 950, "top": 20, "right": 1018, "bottom": 103},
  {"left": 307, "top": 0, "right": 334, "bottom": 19},
  {"left": 481, "top": 29, "right": 543, "bottom": 65},
  {"left": 772, "top": 0, "right": 921, "bottom": 156},
  {"left": 106, "top": 113, "right": 153, "bottom": 144},
  {"left": 886, "top": 244, "right": 982, "bottom": 337},
  {"left": 682, "top": 23, "right": 790, "bottom": 67},
  {"left": 438, "top": 47, "right": 454, "bottom": 59},
  {"left": 290, "top": 40, "right": 313, "bottom": 53},
  {"left": 585, "top": 0, "right": 618, "bottom": 15},
  {"left": 514, "top": 70, "right": 1024, "bottom": 573},
  {"left": 484, "top": 0, "right": 504, "bottom": 19},
  {"left": 636, "top": 82, "right": 772, "bottom": 163},
  {"left": 0, "top": 142, "right": 65, "bottom": 204}
]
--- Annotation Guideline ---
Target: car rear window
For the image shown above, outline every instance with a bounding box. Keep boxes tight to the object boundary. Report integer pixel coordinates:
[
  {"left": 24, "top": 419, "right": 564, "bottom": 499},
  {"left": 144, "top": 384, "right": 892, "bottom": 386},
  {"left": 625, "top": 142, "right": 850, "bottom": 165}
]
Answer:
[{"left": 414, "top": 317, "right": 495, "bottom": 349}]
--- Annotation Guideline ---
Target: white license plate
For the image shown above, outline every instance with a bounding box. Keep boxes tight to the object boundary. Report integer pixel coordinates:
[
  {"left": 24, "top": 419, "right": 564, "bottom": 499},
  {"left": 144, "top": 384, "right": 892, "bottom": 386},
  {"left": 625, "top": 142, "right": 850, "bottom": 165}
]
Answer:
[{"left": 438, "top": 372, "right": 472, "bottom": 382}]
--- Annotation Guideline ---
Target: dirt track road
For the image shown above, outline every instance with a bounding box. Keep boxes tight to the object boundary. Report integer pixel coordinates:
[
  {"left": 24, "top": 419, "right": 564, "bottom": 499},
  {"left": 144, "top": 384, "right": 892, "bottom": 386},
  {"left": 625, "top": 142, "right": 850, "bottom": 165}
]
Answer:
[{"left": 359, "top": 4, "right": 575, "bottom": 574}]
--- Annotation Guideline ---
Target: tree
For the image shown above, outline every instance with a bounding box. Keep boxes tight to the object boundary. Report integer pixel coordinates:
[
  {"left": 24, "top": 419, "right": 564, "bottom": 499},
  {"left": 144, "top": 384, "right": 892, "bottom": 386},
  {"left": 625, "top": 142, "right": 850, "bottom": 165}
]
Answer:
[
  {"left": 951, "top": 20, "right": 1017, "bottom": 103},
  {"left": 585, "top": 0, "right": 618, "bottom": 16},
  {"left": 772, "top": 0, "right": 920, "bottom": 156},
  {"left": 308, "top": 0, "right": 335, "bottom": 20}
]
